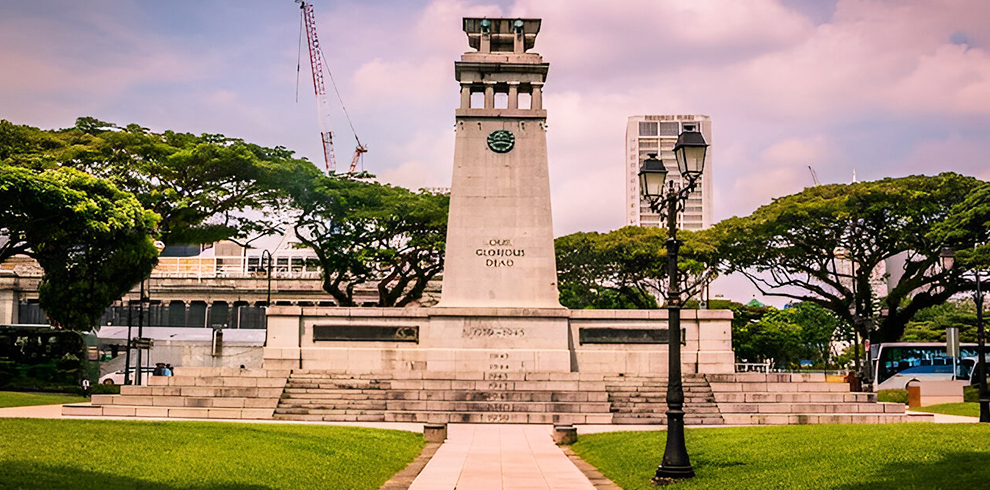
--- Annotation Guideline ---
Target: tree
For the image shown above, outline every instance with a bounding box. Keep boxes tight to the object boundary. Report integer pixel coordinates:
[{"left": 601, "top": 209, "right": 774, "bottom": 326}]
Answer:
[
  {"left": 713, "top": 173, "right": 984, "bottom": 343},
  {"left": 1, "top": 118, "right": 319, "bottom": 246},
  {"left": 554, "top": 226, "right": 717, "bottom": 309},
  {"left": 932, "top": 181, "right": 990, "bottom": 270},
  {"left": 291, "top": 174, "right": 448, "bottom": 307},
  {"left": 732, "top": 307, "right": 803, "bottom": 369},
  {"left": 788, "top": 301, "right": 846, "bottom": 367},
  {"left": 901, "top": 299, "right": 980, "bottom": 343},
  {"left": 0, "top": 164, "right": 159, "bottom": 330}
]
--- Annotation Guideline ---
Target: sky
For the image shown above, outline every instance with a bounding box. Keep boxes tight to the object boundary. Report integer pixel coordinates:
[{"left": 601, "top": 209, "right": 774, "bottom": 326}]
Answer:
[{"left": 2, "top": 0, "right": 989, "bottom": 304}]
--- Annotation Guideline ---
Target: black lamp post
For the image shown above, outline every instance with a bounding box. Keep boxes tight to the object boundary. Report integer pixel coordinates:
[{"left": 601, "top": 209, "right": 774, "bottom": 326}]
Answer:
[
  {"left": 975, "top": 261, "right": 989, "bottom": 422},
  {"left": 941, "top": 247, "right": 988, "bottom": 423},
  {"left": 639, "top": 129, "right": 708, "bottom": 482}
]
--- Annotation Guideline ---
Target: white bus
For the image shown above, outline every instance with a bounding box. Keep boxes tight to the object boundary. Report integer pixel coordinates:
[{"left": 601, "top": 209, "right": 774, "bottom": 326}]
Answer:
[{"left": 872, "top": 342, "right": 983, "bottom": 391}]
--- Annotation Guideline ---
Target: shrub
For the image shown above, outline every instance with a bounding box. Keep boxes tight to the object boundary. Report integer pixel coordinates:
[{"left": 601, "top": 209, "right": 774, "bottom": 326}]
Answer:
[
  {"left": 89, "top": 384, "right": 121, "bottom": 395},
  {"left": 877, "top": 389, "right": 908, "bottom": 404}
]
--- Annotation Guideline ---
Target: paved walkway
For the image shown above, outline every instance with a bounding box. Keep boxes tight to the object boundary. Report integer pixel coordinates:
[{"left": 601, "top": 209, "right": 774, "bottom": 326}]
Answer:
[{"left": 409, "top": 424, "right": 595, "bottom": 490}]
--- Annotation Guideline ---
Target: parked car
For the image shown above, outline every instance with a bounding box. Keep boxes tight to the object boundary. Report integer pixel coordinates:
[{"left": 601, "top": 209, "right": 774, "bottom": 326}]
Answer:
[{"left": 99, "top": 367, "right": 156, "bottom": 385}]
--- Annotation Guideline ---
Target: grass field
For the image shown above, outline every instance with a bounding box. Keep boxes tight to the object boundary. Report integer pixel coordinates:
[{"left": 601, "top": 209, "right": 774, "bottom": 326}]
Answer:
[
  {"left": 0, "top": 391, "right": 88, "bottom": 408},
  {"left": 572, "top": 424, "right": 990, "bottom": 490},
  {"left": 0, "top": 419, "right": 424, "bottom": 490},
  {"left": 911, "top": 402, "right": 981, "bottom": 417}
]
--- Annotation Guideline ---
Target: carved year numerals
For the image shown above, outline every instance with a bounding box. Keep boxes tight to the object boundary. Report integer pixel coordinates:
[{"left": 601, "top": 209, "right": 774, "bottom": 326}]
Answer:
[{"left": 484, "top": 414, "right": 511, "bottom": 422}]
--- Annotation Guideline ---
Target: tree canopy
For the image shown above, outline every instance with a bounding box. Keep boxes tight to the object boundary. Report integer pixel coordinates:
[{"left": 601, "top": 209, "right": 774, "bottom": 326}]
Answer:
[
  {"left": 712, "top": 173, "right": 985, "bottom": 343},
  {"left": 0, "top": 164, "right": 159, "bottom": 330},
  {"left": 725, "top": 300, "right": 847, "bottom": 369},
  {"left": 290, "top": 174, "right": 448, "bottom": 307},
  {"left": 1, "top": 118, "right": 319, "bottom": 246},
  {"left": 555, "top": 226, "right": 717, "bottom": 309}
]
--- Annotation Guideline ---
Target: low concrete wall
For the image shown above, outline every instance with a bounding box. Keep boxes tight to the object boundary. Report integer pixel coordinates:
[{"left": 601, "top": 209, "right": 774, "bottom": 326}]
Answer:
[
  {"left": 263, "top": 306, "right": 734, "bottom": 375},
  {"left": 98, "top": 327, "right": 265, "bottom": 370}
]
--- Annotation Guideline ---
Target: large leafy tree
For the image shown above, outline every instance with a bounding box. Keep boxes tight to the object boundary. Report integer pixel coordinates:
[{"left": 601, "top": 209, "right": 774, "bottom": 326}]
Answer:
[
  {"left": 1, "top": 118, "right": 318, "bottom": 246},
  {"left": 291, "top": 174, "right": 448, "bottom": 307},
  {"left": 932, "top": 181, "right": 990, "bottom": 270},
  {"left": 901, "top": 299, "right": 981, "bottom": 343},
  {"left": 727, "top": 301, "right": 846, "bottom": 369},
  {"left": 0, "top": 165, "right": 159, "bottom": 330},
  {"left": 713, "top": 173, "right": 985, "bottom": 343},
  {"left": 555, "top": 226, "right": 717, "bottom": 309}
]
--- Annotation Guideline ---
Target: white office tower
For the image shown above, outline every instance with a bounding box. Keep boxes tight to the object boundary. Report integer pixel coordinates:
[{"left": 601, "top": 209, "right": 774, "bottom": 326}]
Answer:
[{"left": 624, "top": 115, "right": 713, "bottom": 230}]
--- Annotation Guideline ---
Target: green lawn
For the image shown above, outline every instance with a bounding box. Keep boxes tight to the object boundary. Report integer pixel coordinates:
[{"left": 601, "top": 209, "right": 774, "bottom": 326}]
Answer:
[
  {"left": 572, "top": 424, "right": 990, "bottom": 490},
  {"left": 0, "top": 391, "right": 88, "bottom": 408},
  {"left": 910, "top": 402, "right": 981, "bottom": 417},
  {"left": 0, "top": 419, "right": 424, "bottom": 490}
]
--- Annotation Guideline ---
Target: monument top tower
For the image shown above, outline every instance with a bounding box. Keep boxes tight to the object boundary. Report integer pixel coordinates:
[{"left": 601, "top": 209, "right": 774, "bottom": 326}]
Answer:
[
  {"left": 454, "top": 18, "right": 549, "bottom": 120},
  {"left": 462, "top": 18, "right": 541, "bottom": 54},
  {"left": 439, "top": 17, "right": 560, "bottom": 309}
]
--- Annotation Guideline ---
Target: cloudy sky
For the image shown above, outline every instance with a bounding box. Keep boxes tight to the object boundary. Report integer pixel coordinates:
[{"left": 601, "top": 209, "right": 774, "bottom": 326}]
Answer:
[{"left": 3, "top": 0, "right": 989, "bottom": 302}]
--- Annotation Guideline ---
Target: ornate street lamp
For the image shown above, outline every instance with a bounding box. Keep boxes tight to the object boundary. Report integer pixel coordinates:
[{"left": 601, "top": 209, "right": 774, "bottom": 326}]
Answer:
[
  {"left": 975, "top": 265, "right": 989, "bottom": 423},
  {"left": 639, "top": 129, "right": 708, "bottom": 482},
  {"left": 940, "top": 246, "right": 988, "bottom": 423}
]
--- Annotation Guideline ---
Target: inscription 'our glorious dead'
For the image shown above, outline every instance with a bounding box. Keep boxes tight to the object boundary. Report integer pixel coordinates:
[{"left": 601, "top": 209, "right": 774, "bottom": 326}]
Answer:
[{"left": 476, "top": 238, "right": 524, "bottom": 267}]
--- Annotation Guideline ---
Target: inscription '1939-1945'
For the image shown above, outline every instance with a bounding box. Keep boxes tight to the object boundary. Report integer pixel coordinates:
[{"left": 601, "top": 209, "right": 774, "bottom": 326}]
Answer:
[
  {"left": 462, "top": 327, "right": 526, "bottom": 338},
  {"left": 476, "top": 238, "right": 524, "bottom": 268}
]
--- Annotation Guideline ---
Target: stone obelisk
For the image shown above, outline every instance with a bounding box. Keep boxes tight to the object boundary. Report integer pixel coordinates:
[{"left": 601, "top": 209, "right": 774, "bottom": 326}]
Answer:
[{"left": 438, "top": 18, "right": 562, "bottom": 309}]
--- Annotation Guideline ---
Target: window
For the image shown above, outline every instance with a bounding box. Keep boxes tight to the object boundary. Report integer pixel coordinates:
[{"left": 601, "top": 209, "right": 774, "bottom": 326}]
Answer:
[
  {"left": 638, "top": 122, "right": 658, "bottom": 137},
  {"left": 660, "top": 122, "right": 680, "bottom": 136}
]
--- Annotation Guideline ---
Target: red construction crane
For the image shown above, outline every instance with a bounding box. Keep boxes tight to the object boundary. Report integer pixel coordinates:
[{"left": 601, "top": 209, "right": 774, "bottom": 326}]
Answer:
[{"left": 297, "top": 1, "right": 366, "bottom": 173}]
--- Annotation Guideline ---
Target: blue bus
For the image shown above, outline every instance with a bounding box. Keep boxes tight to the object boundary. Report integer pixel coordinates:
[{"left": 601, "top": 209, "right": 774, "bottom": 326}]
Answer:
[{"left": 873, "top": 342, "right": 981, "bottom": 391}]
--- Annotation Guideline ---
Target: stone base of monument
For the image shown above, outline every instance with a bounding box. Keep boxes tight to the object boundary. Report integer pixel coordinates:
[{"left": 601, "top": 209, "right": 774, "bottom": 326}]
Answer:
[{"left": 262, "top": 306, "right": 735, "bottom": 376}]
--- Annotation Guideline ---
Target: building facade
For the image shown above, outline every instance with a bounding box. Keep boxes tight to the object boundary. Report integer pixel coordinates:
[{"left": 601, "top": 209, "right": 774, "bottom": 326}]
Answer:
[{"left": 624, "top": 115, "right": 713, "bottom": 230}]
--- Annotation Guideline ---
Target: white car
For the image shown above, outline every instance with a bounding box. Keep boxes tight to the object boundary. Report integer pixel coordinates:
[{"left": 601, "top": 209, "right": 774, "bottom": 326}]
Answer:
[{"left": 99, "top": 367, "right": 156, "bottom": 385}]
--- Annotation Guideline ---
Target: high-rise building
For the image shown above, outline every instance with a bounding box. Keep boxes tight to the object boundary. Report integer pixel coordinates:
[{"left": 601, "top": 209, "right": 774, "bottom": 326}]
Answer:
[{"left": 625, "top": 115, "right": 713, "bottom": 230}]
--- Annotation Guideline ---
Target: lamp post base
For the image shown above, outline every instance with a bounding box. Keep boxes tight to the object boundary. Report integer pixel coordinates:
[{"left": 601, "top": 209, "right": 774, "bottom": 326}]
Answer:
[
  {"left": 653, "top": 467, "right": 695, "bottom": 484},
  {"left": 653, "top": 409, "right": 694, "bottom": 482}
]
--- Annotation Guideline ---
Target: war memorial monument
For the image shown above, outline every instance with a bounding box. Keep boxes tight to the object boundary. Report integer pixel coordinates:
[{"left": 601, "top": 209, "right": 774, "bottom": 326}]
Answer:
[
  {"left": 262, "top": 18, "right": 733, "bottom": 377},
  {"left": 68, "top": 18, "right": 907, "bottom": 426}
]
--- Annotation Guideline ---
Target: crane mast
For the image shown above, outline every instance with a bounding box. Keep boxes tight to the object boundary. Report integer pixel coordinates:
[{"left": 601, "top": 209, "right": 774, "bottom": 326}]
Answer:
[
  {"left": 300, "top": 1, "right": 336, "bottom": 172},
  {"left": 297, "top": 1, "right": 367, "bottom": 174}
]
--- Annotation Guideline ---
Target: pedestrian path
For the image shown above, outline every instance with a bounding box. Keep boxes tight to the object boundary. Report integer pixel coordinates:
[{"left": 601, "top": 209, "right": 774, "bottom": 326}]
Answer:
[{"left": 408, "top": 424, "right": 595, "bottom": 490}]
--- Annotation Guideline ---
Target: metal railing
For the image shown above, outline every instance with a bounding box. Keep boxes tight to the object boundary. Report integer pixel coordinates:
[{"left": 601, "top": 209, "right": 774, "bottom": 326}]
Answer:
[{"left": 153, "top": 256, "right": 322, "bottom": 279}]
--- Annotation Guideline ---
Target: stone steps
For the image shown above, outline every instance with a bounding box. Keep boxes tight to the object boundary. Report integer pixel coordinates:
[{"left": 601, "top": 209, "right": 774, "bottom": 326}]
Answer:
[
  {"left": 384, "top": 411, "right": 613, "bottom": 424},
  {"left": 274, "top": 370, "right": 616, "bottom": 424},
  {"left": 62, "top": 367, "right": 289, "bottom": 420},
  {"left": 706, "top": 373, "right": 907, "bottom": 425},
  {"left": 604, "top": 375, "right": 725, "bottom": 425},
  {"left": 385, "top": 390, "right": 609, "bottom": 402},
  {"left": 611, "top": 414, "right": 726, "bottom": 425},
  {"left": 713, "top": 392, "right": 876, "bottom": 403}
]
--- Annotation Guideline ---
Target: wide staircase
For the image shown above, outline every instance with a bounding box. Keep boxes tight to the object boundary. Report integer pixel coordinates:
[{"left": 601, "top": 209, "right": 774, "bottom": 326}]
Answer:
[
  {"left": 64, "top": 369, "right": 911, "bottom": 425},
  {"left": 708, "top": 373, "right": 911, "bottom": 424},
  {"left": 274, "top": 371, "right": 615, "bottom": 424},
  {"left": 62, "top": 367, "right": 289, "bottom": 419},
  {"left": 605, "top": 374, "right": 724, "bottom": 425}
]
